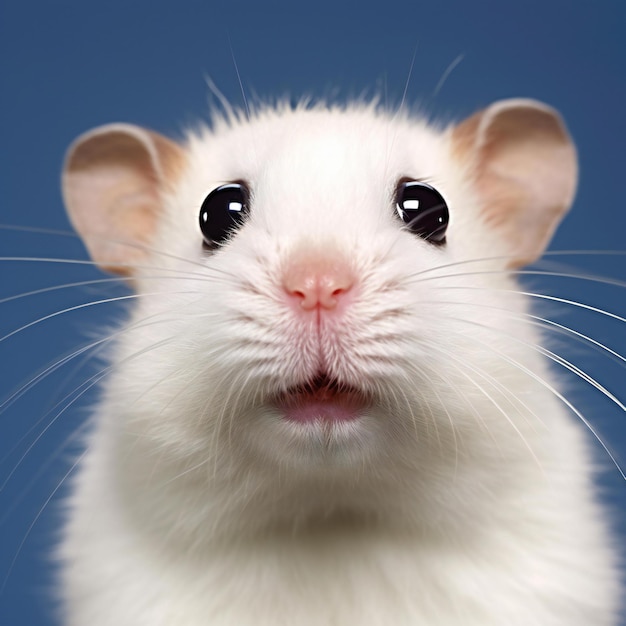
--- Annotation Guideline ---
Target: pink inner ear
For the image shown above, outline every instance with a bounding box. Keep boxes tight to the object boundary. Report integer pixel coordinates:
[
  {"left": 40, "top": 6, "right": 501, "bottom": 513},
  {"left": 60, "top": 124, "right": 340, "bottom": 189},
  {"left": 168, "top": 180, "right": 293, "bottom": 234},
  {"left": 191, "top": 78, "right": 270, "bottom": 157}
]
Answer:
[
  {"left": 62, "top": 125, "right": 186, "bottom": 276},
  {"left": 452, "top": 99, "right": 578, "bottom": 267},
  {"left": 65, "top": 164, "right": 161, "bottom": 274}
]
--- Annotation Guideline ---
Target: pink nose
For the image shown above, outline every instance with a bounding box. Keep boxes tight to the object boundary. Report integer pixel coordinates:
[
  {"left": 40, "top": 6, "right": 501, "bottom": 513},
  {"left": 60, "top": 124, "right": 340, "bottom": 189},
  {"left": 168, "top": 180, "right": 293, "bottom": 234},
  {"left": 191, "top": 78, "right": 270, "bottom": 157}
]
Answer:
[{"left": 283, "top": 251, "right": 355, "bottom": 311}]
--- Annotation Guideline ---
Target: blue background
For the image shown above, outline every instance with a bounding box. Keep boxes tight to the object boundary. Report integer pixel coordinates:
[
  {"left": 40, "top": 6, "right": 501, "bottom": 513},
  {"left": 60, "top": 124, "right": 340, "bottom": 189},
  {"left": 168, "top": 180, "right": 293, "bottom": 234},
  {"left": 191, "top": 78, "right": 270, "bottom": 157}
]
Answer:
[{"left": 1, "top": 1, "right": 625, "bottom": 624}]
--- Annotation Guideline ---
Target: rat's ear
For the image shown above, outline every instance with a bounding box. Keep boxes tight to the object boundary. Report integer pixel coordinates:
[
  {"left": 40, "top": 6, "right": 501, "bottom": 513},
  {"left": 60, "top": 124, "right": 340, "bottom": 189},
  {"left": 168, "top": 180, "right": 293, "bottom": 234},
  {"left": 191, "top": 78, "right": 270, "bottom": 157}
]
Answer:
[
  {"left": 62, "top": 124, "right": 186, "bottom": 275},
  {"left": 452, "top": 99, "right": 577, "bottom": 267}
]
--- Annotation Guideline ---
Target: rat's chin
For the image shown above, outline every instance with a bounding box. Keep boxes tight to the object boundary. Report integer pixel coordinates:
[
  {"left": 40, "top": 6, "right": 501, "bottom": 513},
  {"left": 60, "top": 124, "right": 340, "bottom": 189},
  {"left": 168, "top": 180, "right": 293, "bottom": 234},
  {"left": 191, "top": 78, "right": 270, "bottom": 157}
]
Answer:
[
  {"left": 244, "top": 375, "right": 382, "bottom": 469},
  {"left": 272, "top": 375, "right": 370, "bottom": 425}
]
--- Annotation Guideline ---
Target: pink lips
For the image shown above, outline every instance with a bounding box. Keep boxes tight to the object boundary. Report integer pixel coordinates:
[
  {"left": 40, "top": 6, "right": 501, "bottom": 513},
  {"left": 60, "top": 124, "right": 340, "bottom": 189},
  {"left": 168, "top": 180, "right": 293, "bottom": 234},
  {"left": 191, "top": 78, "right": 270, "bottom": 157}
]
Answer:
[{"left": 274, "top": 377, "right": 367, "bottom": 424}]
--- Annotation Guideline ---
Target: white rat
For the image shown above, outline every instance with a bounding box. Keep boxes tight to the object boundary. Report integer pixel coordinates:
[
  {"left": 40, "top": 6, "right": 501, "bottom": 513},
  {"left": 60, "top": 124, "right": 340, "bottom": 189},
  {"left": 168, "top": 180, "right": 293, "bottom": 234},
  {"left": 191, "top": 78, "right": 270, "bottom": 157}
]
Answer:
[{"left": 59, "top": 98, "right": 621, "bottom": 625}]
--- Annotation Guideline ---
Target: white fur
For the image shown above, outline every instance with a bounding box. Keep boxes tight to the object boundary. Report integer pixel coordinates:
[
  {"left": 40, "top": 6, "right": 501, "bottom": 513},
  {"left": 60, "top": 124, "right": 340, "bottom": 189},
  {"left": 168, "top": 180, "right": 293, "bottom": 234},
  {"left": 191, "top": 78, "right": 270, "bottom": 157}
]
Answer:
[{"left": 60, "top": 103, "right": 620, "bottom": 624}]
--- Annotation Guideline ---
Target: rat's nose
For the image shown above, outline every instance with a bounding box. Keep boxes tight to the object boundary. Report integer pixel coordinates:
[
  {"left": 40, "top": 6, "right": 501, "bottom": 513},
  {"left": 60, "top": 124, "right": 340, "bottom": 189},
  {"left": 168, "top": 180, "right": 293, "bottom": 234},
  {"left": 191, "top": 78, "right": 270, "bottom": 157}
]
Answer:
[{"left": 283, "top": 248, "right": 355, "bottom": 312}]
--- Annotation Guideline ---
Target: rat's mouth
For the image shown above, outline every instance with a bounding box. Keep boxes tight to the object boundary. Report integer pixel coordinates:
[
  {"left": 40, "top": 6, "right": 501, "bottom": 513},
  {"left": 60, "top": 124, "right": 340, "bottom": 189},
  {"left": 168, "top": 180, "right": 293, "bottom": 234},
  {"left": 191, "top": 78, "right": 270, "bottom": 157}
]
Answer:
[{"left": 272, "top": 373, "right": 370, "bottom": 424}]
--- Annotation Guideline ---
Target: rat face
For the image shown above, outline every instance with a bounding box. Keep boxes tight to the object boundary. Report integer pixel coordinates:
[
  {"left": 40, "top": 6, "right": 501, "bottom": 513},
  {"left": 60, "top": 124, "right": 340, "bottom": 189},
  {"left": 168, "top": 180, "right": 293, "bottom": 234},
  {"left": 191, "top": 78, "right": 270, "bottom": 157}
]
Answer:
[
  {"left": 161, "top": 110, "right": 459, "bottom": 469},
  {"left": 61, "top": 101, "right": 577, "bottom": 495}
]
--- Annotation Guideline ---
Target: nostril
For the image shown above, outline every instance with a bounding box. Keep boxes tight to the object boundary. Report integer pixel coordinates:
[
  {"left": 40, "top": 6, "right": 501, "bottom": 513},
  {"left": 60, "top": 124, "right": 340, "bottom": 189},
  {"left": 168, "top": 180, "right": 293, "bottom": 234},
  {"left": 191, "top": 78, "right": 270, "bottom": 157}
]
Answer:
[
  {"left": 283, "top": 253, "right": 355, "bottom": 312},
  {"left": 316, "top": 276, "right": 354, "bottom": 310},
  {"left": 294, "top": 287, "right": 318, "bottom": 310},
  {"left": 284, "top": 275, "right": 320, "bottom": 310}
]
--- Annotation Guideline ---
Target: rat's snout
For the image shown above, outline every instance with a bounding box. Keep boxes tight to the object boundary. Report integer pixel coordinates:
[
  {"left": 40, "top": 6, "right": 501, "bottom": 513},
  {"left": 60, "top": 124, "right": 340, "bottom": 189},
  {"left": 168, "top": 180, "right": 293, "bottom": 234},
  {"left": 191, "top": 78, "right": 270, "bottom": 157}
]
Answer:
[{"left": 282, "top": 247, "right": 355, "bottom": 314}]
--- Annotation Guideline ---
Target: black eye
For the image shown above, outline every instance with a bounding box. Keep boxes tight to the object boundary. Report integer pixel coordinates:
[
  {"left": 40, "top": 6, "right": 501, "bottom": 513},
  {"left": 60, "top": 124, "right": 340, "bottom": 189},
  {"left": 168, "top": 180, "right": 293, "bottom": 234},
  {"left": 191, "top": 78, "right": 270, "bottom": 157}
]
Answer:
[
  {"left": 395, "top": 180, "right": 449, "bottom": 245},
  {"left": 199, "top": 183, "right": 250, "bottom": 249}
]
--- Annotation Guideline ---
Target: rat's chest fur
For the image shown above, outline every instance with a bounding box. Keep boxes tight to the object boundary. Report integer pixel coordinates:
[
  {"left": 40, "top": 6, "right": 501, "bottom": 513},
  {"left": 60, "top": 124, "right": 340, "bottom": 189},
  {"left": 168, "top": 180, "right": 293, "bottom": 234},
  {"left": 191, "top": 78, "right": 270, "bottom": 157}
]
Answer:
[
  {"left": 64, "top": 407, "right": 615, "bottom": 626},
  {"left": 59, "top": 103, "right": 620, "bottom": 624}
]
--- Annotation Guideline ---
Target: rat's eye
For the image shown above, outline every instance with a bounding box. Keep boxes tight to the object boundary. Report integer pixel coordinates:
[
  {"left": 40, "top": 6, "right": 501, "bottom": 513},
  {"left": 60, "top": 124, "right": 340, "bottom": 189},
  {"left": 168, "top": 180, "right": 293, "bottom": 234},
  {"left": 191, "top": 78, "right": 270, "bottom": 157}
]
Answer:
[
  {"left": 395, "top": 181, "right": 449, "bottom": 245},
  {"left": 199, "top": 183, "right": 250, "bottom": 249}
]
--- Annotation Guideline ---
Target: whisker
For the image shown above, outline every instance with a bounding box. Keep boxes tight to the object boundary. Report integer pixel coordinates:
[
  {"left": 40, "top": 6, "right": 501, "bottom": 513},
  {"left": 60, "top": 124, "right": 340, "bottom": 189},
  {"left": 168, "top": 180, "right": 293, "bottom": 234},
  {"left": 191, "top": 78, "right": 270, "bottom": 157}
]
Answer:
[
  {"left": 0, "top": 271, "right": 230, "bottom": 306},
  {"left": 0, "top": 448, "right": 88, "bottom": 595},
  {"left": 411, "top": 267, "right": 626, "bottom": 291},
  {"left": 413, "top": 338, "right": 545, "bottom": 465},
  {"left": 0, "top": 332, "right": 180, "bottom": 492},
  {"left": 0, "top": 256, "right": 104, "bottom": 267},
  {"left": 442, "top": 316, "right": 626, "bottom": 480},
  {"left": 0, "top": 223, "right": 79, "bottom": 238},
  {"left": 0, "top": 255, "right": 235, "bottom": 284},
  {"left": 227, "top": 32, "right": 250, "bottom": 121},
  {"left": 212, "top": 363, "right": 250, "bottom": 471},
  {"left": 0, "top": 221, "right": 245, "bottom": 280},
  {"left": 398, "top": 43, "right": 418, "bottom": 115},
  {"left": 432, "top": 285, "right": 626, "bottom": 324},
  {"left": 524, "top": 314, "right": 626, "bottom": 367},
  {"left": 543, "top": 250, "right": 626, "bottom": 258},
  {"left": 160, "top": 456, "right": 211, "bottom": 488},
  {"left": 381, "top": 44, "right": 418, "bottom": 191},
  {"left": 432, "top": 53, "right": 465, "bottom": 98},
  {"left": 423, "top": 335, "right": 545, "bottom": 430},
  {"left": 0, "top": 291, "right": 212, "bottom": 421},
  {"left": 420, "top": 298, "right": 626, "bottom": 369},
  {"left": 0, "top": 276, "right": 133, "bottom": 306},
  {"left": 427, "top": 377, "right": 460, "bottom": 472},
  {"left": 116, "top": 354, "right": 228, "bottom": 489},
  {"left": 388, "top": 380, "right": 422, "bottom": 442},
  {"left": 0, "top": 291, "right": 203, "bottom": 488},
  {"left": 204, "top": 75, "right": 237, "bottom": 122},
  {"left": 397, "top": 251, "right": 626, "bottom": 284},
  {"left": 208, "top": 361, "right": 261, "bottom": 481},
  {"left": 0, "top": 340, "right": 98, "bottom": 425},
  {"left": 0, "top": 419, "right": 90, "bottom": 528},
  {"left": 225, "top": 366, "right": 259, "bottom": 450},
  {"left": 0, "top": 290, "right": 197, "bottom": 345}
]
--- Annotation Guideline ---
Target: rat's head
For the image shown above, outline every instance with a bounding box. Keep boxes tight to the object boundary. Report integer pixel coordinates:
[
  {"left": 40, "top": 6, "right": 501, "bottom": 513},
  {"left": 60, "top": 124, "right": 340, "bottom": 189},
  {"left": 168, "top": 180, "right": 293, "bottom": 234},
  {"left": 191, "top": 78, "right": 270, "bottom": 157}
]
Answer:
[{"left": 61, "top": 100, "right": 576, "bottom": 489}]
